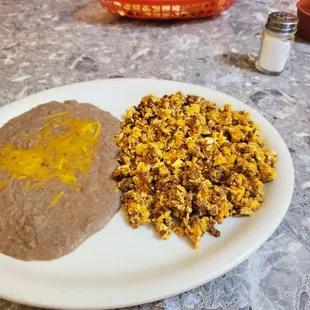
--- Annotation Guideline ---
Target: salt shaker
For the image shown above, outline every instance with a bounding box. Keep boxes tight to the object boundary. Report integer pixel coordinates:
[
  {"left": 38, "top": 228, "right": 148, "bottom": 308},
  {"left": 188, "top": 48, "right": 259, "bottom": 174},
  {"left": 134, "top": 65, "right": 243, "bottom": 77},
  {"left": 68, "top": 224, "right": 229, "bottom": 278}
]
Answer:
[{"left": 256, "top": 12, "right": 298, "bottom": 75}]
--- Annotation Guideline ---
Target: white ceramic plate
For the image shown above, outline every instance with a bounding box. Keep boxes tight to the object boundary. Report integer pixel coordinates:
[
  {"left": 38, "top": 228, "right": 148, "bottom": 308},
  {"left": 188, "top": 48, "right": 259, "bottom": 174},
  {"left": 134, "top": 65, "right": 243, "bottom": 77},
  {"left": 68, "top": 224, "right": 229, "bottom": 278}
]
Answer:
[{"left": 0, "top": 79, "right": 294, "bottom": 310}]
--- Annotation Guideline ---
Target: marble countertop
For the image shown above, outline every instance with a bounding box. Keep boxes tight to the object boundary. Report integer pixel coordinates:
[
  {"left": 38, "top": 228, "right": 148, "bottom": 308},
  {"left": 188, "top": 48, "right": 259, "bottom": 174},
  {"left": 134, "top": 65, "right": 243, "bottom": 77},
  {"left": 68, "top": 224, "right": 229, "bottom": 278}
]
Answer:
[{"left": 0, "top": 0, "right": 309, "bottom": 309}]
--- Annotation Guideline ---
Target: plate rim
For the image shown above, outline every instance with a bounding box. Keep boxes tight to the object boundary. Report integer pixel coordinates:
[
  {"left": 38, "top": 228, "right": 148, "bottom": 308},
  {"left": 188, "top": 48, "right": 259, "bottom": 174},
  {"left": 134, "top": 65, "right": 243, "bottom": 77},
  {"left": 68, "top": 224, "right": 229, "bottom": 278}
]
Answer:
[{"left": 0, "top": 78, "right": 294, "bottom": 309}]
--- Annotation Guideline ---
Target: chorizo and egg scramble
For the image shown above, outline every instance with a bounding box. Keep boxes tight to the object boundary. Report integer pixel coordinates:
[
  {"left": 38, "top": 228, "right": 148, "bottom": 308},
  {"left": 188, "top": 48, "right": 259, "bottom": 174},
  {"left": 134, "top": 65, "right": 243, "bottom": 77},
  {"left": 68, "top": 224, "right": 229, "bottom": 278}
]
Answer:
[{"left": 113, "top": 92, "right": 277, "bottom": 248}]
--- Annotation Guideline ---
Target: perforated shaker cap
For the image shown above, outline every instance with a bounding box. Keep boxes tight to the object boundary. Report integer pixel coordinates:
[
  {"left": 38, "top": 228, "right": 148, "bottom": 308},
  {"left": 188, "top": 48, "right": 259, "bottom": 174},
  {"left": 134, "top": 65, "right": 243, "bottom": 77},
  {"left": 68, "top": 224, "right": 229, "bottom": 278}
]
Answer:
[{"left": 266, "top": 12, "right": 298, "bottom": 34}]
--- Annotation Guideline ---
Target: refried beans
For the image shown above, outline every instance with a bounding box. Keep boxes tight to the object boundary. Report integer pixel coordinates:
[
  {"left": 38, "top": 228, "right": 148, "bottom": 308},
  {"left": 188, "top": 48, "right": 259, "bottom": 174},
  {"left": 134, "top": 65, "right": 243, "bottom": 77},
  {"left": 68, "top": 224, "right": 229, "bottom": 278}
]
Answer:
[{"left": 0, "top": 100, "right": 120, "bottom": 261}]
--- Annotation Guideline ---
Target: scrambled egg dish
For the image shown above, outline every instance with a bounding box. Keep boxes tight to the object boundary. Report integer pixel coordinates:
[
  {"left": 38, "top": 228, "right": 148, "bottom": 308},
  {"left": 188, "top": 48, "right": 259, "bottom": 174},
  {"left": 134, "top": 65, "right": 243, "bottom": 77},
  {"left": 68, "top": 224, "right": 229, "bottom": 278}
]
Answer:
[{"left": 113, "top": 92, "right": 277, "bottom": 248}]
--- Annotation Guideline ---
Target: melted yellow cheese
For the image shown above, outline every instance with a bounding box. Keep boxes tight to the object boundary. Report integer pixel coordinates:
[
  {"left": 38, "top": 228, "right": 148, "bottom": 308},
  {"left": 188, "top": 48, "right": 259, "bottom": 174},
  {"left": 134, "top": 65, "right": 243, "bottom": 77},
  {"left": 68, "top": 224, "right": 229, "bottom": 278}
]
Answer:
[
  {"left": 50, "top": 191, "right": 65, "bottom": 206},
  {"left": 0, "top": 112, "right": 101, "bottom": 197}
]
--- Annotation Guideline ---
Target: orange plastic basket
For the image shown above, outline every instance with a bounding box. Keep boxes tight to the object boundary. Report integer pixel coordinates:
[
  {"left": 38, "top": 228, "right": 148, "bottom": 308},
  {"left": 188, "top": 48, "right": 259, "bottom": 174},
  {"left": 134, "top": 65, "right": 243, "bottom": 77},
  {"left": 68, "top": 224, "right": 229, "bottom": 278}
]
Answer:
[{"left": 100, "top": 0, "right": 235, "bottom": 20}]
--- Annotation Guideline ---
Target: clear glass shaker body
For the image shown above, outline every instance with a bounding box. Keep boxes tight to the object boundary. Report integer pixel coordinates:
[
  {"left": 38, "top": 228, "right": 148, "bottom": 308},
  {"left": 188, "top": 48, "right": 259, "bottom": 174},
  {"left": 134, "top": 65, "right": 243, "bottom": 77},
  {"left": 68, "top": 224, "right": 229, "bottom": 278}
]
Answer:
[{"left": 256, "top": 28, "right": 295, "bottom": 75}]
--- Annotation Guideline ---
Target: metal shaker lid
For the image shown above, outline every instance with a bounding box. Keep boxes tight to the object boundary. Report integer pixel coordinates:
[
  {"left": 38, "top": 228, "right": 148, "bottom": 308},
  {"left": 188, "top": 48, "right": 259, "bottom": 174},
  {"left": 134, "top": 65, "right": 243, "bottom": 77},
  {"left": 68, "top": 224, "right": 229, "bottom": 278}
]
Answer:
[{"left": 266, "top": 12, "right": 299, "bottom": 34}]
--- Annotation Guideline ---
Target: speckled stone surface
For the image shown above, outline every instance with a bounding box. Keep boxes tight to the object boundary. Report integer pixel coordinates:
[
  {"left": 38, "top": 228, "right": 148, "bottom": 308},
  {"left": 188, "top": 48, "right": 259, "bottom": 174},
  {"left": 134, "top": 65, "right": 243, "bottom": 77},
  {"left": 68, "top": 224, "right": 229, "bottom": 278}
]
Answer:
[{"left": 0, "top": 0, "right": 309, "bottom": 309}]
